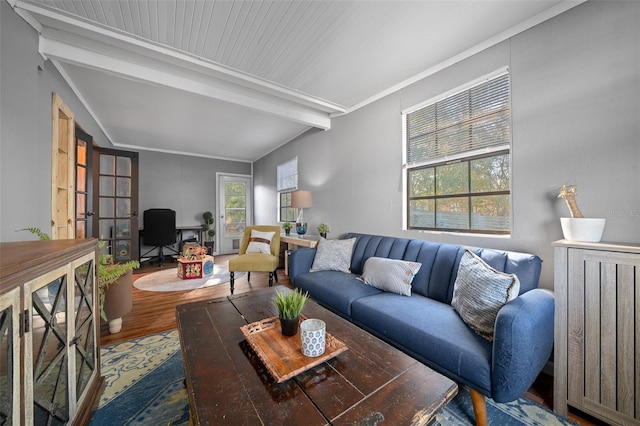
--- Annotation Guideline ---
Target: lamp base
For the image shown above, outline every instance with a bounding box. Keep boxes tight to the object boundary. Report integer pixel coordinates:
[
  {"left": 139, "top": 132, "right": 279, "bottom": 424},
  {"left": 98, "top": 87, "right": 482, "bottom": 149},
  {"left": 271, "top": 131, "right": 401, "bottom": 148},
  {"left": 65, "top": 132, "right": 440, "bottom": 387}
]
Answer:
[{"left": 295, "top": 223, "right": 308, "bottom": 236}]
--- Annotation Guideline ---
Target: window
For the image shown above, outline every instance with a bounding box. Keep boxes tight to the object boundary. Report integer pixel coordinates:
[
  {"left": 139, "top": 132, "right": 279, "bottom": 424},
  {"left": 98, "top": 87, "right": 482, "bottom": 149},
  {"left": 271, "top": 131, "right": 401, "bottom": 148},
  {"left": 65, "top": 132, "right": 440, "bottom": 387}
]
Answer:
[
  {"left": 403, "top": 71, "right": 511, "bottom": 234},
  {"left": 277, "top": 157, "right": 298, "bottom": 222}
]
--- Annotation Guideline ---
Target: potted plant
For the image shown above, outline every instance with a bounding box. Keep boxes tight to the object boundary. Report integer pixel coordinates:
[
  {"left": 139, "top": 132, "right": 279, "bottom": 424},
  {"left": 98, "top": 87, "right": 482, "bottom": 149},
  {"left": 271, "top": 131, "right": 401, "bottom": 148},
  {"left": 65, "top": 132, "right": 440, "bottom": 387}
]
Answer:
[
  {"left": 98, "top": 241, "right": 139, "bottom": 333},
  {"left": 272, "top": 288, "right": 309, "bottom": 336},
  {"left": 282, "top": 221, "right": 293, "bottom": 236},
  {"left": 202, "top": 211, "right": 216, "bottom": 254},
  {"left": 558, "top": 184, "right": 605, "bottom": 242},
  {"left": 317, "top": 223, "right": 330, "bottom": 238}
]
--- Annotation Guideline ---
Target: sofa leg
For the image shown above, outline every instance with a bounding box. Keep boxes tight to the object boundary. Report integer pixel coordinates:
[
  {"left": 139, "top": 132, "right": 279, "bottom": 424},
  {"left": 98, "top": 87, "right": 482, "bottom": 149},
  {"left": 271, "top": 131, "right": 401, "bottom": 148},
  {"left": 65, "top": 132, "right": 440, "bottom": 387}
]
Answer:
[
  {"left": 273, "top": 269, "right": 278, "bottom": 283},
  {"left": 230, "top": 272, "right": 235, "bottom": 295},
  {"left": 469, "top": 388, "right": 488, "bottom": 426},
  {"left": 268, "top": 272, "right": 274, "bottom": 287},
  {"left": 247, "top": 271, "right": 251, "bottom": 281}
]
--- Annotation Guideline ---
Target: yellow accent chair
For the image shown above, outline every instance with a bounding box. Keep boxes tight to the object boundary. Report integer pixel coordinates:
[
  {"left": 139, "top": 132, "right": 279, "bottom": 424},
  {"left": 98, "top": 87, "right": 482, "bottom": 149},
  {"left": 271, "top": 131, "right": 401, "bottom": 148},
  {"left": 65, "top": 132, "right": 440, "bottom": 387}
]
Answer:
[{"left": 228, "top": 225, "right": 281, "bottom": 294}]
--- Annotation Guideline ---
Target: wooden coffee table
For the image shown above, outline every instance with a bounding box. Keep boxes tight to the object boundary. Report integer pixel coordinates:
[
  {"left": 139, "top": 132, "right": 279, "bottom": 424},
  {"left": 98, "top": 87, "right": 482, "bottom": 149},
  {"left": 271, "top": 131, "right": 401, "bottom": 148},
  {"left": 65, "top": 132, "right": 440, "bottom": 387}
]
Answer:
[{"left": 176, "top": 286, "right": 458, "bottom": 425}]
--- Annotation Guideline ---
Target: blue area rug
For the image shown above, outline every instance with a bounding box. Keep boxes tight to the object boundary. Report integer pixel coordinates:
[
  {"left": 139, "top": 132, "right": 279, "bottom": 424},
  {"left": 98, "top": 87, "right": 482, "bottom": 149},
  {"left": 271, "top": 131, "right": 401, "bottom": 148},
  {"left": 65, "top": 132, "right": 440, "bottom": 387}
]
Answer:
[{"left": 90, "top": 331, "right": 575, "bottom": 425}]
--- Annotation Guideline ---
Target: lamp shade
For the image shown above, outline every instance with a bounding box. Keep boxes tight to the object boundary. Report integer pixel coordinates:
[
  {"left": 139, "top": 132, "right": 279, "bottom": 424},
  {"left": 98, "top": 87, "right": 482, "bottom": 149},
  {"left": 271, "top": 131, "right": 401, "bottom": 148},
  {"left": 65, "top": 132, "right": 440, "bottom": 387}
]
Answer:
[{"left": 291, "top": 190, "right": 313, "bottom": 208}]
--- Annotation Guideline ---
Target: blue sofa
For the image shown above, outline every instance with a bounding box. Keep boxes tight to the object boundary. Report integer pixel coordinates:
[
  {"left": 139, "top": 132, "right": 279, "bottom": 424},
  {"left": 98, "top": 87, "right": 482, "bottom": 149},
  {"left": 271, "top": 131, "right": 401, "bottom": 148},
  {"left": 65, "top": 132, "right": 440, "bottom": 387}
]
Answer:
[{"left": 289, "top": 233, "right": 554, "bottom": 426}]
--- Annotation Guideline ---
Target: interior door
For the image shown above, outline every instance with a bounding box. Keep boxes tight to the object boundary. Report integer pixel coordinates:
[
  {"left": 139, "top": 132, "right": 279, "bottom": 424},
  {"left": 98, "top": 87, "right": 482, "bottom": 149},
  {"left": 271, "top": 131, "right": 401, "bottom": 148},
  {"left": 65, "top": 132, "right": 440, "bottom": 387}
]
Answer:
[
  {"left": 75, "top": 128, "right": 93, "bottom": 238},
  {"left": 92, "top": 147, "right": 139, "bottom": 261},
  {"left": 217, "top": 174, "right": 252, "bottom": 254}
]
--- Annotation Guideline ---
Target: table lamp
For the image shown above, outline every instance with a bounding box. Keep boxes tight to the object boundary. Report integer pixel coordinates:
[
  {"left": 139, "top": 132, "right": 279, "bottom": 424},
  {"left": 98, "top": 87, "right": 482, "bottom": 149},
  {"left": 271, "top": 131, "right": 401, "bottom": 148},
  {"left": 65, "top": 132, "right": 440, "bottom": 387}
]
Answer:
[{"left": 291, "top": 190, "right": 312, "bottom": 235}]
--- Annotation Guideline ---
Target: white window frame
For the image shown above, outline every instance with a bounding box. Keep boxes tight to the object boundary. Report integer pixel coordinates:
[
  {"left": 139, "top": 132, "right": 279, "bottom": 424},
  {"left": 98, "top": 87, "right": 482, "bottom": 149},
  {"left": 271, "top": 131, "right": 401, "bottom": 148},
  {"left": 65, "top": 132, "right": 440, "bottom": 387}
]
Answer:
[
  {"left": 277, "top": 157, "right": 298, "bottom": 223},
  {"left": 402, "top": 68, "right": 512, "bottom": 235}
]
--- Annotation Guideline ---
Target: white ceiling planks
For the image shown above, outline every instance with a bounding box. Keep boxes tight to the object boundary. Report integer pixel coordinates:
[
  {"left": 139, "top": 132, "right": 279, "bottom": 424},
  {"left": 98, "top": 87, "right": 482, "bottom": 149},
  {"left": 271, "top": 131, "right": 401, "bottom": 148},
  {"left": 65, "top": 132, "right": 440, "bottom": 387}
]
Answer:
[{"left": 9, "top": 0, "right": 584, "bottom": 161}]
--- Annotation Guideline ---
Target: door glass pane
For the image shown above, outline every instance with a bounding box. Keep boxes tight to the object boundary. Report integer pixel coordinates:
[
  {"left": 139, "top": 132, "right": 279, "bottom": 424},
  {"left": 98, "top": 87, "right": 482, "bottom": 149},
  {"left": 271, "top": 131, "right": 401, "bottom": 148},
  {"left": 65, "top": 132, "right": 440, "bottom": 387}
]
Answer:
[
  {"left": 100, "top": 176, "right": 114, "bottom": 197},
  {"left": 0, "top": 305, "right": 14, "bottom": 424},
  {"left": 73, "top": 259, "right": 95, "bottom": 401},
  {"left": 100, "top": 154, "right": 115, "bottom": 175},
  {"left": 99, "top": 219, "right": 114, "bottom": 240},
  {"left": 76, "top": 167, "right": 86, "bottom": 191},
  {"left": 76, "top": 221, "right": 86, "bottom": 239},
  {"left": 32, "top": 276, "right": 69, "bottom": 424},
  {"left": 77, "top": 194, "right": 86, "bottom": 217},
  {"left": 116, "top": 199, "right": 131, "bottom": 217},
  {"left": 77, "top": 141, "right": 87, "bottom": 166},
  {"left": 116, "top": 156, "right": 131, "bottom": 177},
  {"left": 225, "top": 182, "right": 246, "bottom": 238},
  {"left": 99, "top": 198, "right": 114, "bottom": 217},
  {"left": 115, "top": 219, "right": 131, "bottom": 238},
  {"left": 116, "top": 177, "right": 131, "bottom": 197},
  {"left": 114, "top": 240, "right": 131, "bottom": 261}
]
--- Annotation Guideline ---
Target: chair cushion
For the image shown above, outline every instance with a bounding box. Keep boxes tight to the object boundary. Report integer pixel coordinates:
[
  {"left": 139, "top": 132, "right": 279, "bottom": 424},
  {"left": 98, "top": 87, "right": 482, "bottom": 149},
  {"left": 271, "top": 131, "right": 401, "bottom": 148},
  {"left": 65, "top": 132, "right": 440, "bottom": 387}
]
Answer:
[
  {"left": 246, "top": 230, "right": 275, "bottom": 254},
  {"left": 228, "top": 253, "right": 279, "bottom": 272},
  {"left": 358, "top": 257, "right": 421, "bottom": 296},
  {"left": 452, "top": 250, "right": 520, "bottom": 341},
  {"left": 310, "top": 238, "right": 356, "bottom": 272}
]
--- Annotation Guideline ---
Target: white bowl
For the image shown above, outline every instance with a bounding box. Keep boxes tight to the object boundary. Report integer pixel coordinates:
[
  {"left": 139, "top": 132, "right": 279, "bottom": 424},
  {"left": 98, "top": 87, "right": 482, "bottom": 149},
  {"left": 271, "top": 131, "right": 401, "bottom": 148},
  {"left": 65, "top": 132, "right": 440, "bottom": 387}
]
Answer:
[{"left": 560, "top": 218, "right": 606, "bottom": 242}]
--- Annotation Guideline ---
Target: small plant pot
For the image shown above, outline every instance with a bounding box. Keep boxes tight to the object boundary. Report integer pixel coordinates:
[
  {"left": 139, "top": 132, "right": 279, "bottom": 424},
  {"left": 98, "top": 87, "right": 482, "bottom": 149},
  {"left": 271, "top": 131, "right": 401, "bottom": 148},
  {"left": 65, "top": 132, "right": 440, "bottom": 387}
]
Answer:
[
  {"left": 560, "top": 218, "right": 606, "bottom": 242},
  {"left": 280, "top": 317, "right": 300, "bottom": 336},
  {"left": 320, "top": 233, "right": 327, "bottom": 239},
  {"left": 285, "top": 229, "right": 291, "bottom": 236}
]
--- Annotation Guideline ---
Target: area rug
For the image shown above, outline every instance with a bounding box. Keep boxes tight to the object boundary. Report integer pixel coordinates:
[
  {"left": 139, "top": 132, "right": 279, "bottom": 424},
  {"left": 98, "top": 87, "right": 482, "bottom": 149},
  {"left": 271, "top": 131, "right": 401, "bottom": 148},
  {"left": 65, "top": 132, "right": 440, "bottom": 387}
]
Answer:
[
  {"left": 90, "top": 331, "right": 576, "bottom": 426},
  {"left": 133, "top": 265, "right": 244, "bottom": 292}
]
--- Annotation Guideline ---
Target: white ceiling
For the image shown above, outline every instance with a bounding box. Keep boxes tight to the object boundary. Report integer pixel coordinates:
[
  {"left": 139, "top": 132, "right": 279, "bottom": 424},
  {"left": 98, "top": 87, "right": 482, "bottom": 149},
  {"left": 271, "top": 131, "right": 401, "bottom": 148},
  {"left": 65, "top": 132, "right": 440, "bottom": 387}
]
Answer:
[{"left": 10, "top": 0, "right": 583, "bottom": 162}]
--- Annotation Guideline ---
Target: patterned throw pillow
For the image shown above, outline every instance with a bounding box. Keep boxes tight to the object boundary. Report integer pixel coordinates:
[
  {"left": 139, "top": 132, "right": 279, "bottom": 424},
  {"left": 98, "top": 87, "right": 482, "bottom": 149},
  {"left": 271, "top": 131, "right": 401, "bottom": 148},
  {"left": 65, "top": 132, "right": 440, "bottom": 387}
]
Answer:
[
  {"left": 246, "top": 230, "right": 275, "bottom": 254},
  {"left": 452, "top": 249, "right": 520, "bottom": 341},
  {"left": 310, "top": 238, "right": 356, "bottom": 272},
  {"left": 358, "top": 257, "right": 422, "bottom": 296}
]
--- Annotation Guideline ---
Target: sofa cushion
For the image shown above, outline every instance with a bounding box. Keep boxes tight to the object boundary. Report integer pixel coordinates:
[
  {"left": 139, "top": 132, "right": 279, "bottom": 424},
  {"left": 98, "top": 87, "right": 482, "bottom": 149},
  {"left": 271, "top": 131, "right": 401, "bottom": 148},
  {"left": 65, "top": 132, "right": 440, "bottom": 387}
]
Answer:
[
  {"left": 351, "top": 292, "right": 493, "bottom": 394},
  {"left": 310, "top": 238, "right": 356, "bottom": 272},
  {"left": 452, "top": 250, "right": 520, "bottom": 341},
  {"left": 246, "top": 230, "right": 275, "bottom": 254},
  {"left": 359, "top": 257, "right": 421, "bottom": 296},
  {"left": 294, "top": 271, "right": 381, "bottom": 318}
]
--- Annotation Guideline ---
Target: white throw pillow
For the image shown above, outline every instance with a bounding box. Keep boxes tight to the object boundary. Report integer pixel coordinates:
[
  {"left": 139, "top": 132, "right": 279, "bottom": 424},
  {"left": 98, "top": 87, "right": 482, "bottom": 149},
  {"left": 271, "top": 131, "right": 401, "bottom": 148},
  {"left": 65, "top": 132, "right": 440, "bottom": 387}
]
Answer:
[
  {"left": 246, "top": 230, "right": 275, "bottom": 254},
  {"left": 310, "top": 238, "right": 356, "bottom": 273},
  {"left": 452, "top": 249, "right": 520, "bottom": 341},
  {"left": 359, "top": 257, "right": 422, "bottom": 296}
]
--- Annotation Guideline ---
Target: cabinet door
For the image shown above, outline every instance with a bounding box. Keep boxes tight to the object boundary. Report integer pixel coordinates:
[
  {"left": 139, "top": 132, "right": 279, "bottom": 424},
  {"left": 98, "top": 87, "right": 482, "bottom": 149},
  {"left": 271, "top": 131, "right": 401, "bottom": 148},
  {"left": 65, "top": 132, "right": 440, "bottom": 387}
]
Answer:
[
  {"left": 567, "top": 248, "right": 640, "bottom": 425},
  {"left": 23, "top": 252, "right": 98, "bottom": 425},
  {"left": 0, "top": 287, "right": 21, "bottom": 426}
]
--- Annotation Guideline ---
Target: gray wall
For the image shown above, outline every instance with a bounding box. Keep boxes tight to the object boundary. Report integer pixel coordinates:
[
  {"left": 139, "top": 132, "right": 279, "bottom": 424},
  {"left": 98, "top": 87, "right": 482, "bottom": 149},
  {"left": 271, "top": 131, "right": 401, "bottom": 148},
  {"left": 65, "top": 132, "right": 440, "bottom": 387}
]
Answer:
[
  {"left": 254, "top": 1, "right": 640, "bottom": 289},
  {"left": 0, "top": 1, "right": 250, "bottom": 244}
]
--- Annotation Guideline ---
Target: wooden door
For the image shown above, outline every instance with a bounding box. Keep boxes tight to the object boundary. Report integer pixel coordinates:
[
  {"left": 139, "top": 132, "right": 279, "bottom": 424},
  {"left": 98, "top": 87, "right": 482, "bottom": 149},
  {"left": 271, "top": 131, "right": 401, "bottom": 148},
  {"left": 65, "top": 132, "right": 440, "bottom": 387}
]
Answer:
[
  {"left": 51, "top": 94, "right": 75, "bottom": 239},
  {"left": 92, "top": 147, "right": 139, "bottom": 262},
  {"left": 217, "top": 174, "right": 252, "bottom": 254}
]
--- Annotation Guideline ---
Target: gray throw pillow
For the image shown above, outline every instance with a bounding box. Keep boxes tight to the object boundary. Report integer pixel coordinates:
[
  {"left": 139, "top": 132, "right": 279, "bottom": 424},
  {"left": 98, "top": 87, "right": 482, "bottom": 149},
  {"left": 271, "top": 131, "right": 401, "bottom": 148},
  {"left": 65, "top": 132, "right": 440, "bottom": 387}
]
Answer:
[
  {"left": 310, "top": 238, "right": 356, "bottom": 272},
  {"left": 359, "top": 257, "right": 422, "bottom": 296},
  {"left": 452, "top": 249, "right": 520, "bottom": 341}
]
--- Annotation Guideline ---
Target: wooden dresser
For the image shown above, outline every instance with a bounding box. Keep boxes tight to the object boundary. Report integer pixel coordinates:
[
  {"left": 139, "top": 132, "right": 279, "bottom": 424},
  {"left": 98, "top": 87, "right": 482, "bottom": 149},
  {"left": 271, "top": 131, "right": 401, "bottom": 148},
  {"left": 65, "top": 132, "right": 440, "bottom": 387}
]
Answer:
[
  {"left": 553, "top": 240, "right": 640, "bottom": 426},
  {"left": 0, "top": 239, "right": 103, "bottom": 425}
]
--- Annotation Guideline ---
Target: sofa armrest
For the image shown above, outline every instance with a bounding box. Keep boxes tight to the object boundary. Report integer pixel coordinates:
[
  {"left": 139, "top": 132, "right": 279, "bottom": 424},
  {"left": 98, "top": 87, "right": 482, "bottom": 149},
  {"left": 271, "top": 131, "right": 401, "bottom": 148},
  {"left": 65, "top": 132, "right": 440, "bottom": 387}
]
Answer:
[
  {"left": 288, "top": 248, "right": 316, "bottom": 283},
  {"left": 491, "top": 288, "right": 555, "bottom": 402}
]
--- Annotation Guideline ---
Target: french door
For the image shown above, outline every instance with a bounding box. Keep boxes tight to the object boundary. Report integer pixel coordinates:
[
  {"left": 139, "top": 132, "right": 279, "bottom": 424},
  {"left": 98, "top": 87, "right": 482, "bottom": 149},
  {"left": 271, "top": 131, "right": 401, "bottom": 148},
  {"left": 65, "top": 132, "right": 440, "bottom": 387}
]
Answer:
[
  {"left": 75, "top": 128, "right": 93, "bottom": 238},
  {"left": 217, "top": 174, "right": 252, "bottom": 254},
  {"left": 92, "top": 147, "right": 139, "bottom": 261}
]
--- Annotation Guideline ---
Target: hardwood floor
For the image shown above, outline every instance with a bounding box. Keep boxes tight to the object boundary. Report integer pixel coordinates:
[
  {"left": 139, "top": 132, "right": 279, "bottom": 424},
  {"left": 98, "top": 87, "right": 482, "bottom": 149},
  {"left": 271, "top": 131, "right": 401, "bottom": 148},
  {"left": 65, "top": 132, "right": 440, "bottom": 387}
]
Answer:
[{"left": 99, "top": 254, "right": 599, "bottom": 425}]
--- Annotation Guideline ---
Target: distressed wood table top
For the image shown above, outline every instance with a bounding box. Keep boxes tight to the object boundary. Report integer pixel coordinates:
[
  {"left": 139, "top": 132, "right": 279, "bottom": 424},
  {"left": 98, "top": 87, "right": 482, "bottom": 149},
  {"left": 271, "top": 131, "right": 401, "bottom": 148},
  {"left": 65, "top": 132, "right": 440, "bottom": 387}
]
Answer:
[{"left": 176, "top": 285, "right": 458, "bottom": 425}]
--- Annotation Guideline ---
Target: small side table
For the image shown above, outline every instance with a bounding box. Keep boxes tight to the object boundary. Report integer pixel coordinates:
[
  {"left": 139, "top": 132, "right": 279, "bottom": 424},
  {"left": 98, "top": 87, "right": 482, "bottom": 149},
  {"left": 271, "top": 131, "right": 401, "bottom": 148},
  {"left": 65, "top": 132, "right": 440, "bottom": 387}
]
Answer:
[{"left": 281, "top": 234, "right": 320, "bottom": 275}]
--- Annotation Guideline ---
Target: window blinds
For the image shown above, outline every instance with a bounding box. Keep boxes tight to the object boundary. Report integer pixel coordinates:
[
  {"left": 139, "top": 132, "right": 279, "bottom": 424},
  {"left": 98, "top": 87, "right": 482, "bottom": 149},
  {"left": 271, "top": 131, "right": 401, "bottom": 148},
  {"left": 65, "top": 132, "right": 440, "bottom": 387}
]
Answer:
[
  {"left": 277, "top": 157, "right": 298, "bottom": 192},
  {"left": 406, "top": 73, "right": 510, "bottom": 165}
]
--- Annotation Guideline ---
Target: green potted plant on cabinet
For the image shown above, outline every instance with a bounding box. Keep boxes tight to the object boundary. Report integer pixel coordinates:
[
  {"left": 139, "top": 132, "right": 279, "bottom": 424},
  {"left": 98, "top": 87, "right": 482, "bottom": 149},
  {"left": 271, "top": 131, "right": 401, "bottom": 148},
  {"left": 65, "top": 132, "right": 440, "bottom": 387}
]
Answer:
[
  {"left": 317, "top": 223, "right": 330, "bottom": 238},
  {"left": 202, "top": 211, "right": 216, "bottom": 254},
  {"left": 272, "top": 288, "right": 309, "bottom": 336},
  {"left": 282, "top": 221, "right": 293, "bottom": 236}
]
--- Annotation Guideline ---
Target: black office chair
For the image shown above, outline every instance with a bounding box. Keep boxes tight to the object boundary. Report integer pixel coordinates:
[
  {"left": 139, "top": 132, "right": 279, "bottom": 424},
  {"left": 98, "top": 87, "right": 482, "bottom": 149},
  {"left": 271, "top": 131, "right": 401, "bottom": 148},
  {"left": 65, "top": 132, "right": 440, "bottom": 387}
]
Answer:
[{"left": 141, "top": 209, "right": 178, "bottom": 267}]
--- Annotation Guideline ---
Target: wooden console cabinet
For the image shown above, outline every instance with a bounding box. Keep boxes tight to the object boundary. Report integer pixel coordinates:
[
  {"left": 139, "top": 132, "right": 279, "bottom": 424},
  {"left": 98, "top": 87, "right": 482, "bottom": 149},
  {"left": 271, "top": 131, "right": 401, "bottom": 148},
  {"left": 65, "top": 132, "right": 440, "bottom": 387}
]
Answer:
[
  {"left": 553, "top": 240, "right": 640, "bottom": 426},
  {"left": 0, "top": 239, "right": 103, "bottom": 425}
]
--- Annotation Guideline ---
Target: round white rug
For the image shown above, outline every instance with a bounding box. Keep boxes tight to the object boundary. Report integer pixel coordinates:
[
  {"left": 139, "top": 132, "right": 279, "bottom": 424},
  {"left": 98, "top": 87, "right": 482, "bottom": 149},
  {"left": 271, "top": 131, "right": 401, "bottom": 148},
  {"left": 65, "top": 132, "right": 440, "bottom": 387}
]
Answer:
[{"left": 133, "top": 265, "right": 244, "bottom": 292}]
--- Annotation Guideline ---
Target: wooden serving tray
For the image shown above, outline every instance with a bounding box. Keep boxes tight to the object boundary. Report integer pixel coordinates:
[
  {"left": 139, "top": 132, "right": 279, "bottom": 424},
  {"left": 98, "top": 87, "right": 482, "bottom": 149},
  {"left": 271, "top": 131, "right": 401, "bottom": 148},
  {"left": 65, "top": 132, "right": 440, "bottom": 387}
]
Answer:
[{"left": 240, "top": 315, "right": 348, "bottom": 383}]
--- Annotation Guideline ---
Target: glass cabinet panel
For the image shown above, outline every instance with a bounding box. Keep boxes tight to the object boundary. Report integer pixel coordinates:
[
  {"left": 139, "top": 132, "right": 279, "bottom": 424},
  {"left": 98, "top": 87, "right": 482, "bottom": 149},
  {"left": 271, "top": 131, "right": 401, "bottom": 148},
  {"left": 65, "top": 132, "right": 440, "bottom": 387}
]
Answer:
[
  {"left": 73, "top": 258, "right": 96, "bottom": 403},
  {"left": 0, "top": 288, "right": 20, "bottom": 426},
  {"left": 31, "top": 273, "right": 70, "bottom": 425}
]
